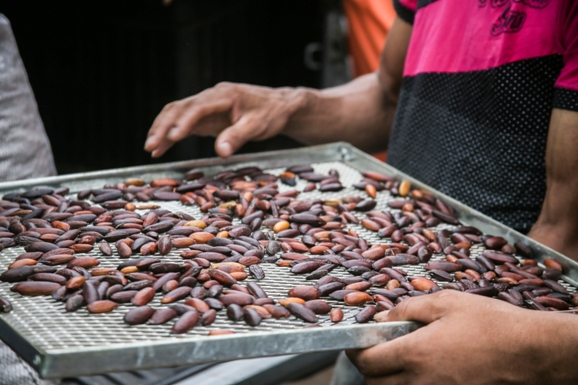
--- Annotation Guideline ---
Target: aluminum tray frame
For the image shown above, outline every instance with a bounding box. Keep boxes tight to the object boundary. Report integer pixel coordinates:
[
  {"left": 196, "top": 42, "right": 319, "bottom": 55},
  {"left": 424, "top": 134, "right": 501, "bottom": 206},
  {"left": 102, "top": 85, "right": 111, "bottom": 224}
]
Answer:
[{"left": 0, "top": 142, "right": 577, "bottom": 379}]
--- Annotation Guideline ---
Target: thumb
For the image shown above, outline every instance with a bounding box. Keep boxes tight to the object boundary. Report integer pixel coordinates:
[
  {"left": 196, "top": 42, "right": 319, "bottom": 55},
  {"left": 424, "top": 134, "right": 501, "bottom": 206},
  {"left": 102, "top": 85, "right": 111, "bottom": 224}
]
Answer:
[{"left": 214, "top": 115, "right": 267, "bottom": 157}]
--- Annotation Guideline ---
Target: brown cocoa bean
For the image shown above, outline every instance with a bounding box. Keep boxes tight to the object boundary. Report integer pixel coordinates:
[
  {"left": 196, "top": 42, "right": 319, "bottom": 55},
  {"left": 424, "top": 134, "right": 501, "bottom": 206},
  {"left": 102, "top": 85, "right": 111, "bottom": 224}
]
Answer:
[
  {"left": 87, "top": 300, "right": 118, "bottom": 313},
  {"left": 148, "top": 308, "right": 177, "bottom": 325},
  {"left": 161, "top": 286, "right": 192, "bottom": 304},
  {"left": 288, "top": 285, "right": 320, "bottom": 301},
  {"left": 124, "top": 306, "right": 155, "bottom": 325},
  {"left": 343, "top": 292, "right": 373, "bottom": 306},
  {"left": 11, "top": 281, "right": 61, "bottom": 296},
  {"left": 172, "top": 310, "right": 199, "bottom": 334},
  {"left": 286, "top": 302, "right": 317, "bottom": 323},
  {"left": 355, "top": 305, "right": 377, "bottom": 323}
]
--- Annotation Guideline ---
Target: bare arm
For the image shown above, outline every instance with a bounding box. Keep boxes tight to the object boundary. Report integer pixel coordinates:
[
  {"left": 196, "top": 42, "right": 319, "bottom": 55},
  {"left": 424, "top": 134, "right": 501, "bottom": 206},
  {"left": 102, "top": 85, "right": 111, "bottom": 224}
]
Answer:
[
  {"left": 284, "top": 17, "right": 411, "bottom": 152},
  {"left": 528, "top": 108, "right": 578, "bottom": 262},
  {"left": 144, "top": 17, "right": 412, "bottom": 158}
]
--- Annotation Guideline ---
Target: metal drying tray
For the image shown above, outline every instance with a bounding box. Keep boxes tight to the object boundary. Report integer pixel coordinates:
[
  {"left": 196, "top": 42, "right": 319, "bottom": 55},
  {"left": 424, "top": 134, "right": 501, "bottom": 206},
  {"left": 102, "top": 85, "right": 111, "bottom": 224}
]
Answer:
[{"left": 0, "top": 142, "right": 576, "bottom": 379}]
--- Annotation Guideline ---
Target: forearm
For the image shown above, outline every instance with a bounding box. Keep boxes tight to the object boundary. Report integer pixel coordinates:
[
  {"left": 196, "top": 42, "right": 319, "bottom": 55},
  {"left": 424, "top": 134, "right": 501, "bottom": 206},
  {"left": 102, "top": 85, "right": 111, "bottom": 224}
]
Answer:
[
  {"left": 282, "top": 73, "right": 395, "bottom": 153},
  {"left": 529, "top": 108, "right": 578, "bottom": 261}
]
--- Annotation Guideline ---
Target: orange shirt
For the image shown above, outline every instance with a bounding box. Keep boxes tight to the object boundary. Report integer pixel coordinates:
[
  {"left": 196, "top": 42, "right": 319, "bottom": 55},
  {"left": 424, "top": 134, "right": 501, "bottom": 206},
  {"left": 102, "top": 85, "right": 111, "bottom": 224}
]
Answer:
[{"left": 344, "top": 0, "right": 396, "bottom": 77}]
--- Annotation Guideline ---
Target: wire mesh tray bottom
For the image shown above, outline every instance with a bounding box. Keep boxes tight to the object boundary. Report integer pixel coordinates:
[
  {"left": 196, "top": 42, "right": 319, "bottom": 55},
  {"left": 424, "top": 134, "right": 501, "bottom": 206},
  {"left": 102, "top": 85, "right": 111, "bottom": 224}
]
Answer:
[{"left": 0, "top": 146, "right": 575, "bottom": 378}]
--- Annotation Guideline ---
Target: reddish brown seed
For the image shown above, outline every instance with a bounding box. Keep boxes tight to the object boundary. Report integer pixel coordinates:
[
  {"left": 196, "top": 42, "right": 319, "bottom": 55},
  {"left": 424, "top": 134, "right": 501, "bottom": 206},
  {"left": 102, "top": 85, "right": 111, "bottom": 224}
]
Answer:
[
  {"left": 162, "top": 280, "right": 179, "bottom": 293},
  {"left": 344, "top": 292, "right": 373, "bottom": 306},
  {"left": 184, "top": 298, "right": 211, "bottom": 312},
  {"left": 219, "top": 294, "right": 254, "bottom": 307},
  {"left": 150, "top": 178, "right": 179, "bottom": 187},
  {"left": 124, "top": 306, "right": 155, "bottom": 325},
  {"left": 262, "top": 304, "right": 291, "bottom": 319},
  {"left": 8, "top": 259, "right": 37, "bottom": 269},
  {"left": 355, "top": 305, "right": 377, "bottom": 323},
  {"left": 191, "top": 232, "right": 214, "bottom": 244},
  {"left": 533, "top": 296, "right": 569, "bottom": 310},
  {"left": 365, "top": 184, "right": 377, "bottom": 199},
  {"left": 209, "top": 329, "right": 235, "bottom": 336},
  {"left": 344, "top": 281, "right": 372, "bottom": 292},
  {"left": 238, "top": 256, "right": 261, "bottom": 267},
  {"left": 66, "top": 276, "right": 86, "bottom": 290},
  {"left": 99, "top": 241, "right": 113, "bottom": 256},
  {"left": 288, "top": 285, "right": 320, "bottom": 301},
  {"left": 410, "top": 277, "right": 438, "bottom": 292},
  {"left": 243, "top": 307, "right": 263, "bottom": 326},
  {"left": 369, "top": 274, "right": 391, "bottom": 287},
  {"left": 116, "top": 242, "right": 132, "bottom": 258},
  {"left": 286, "top": 303, "right": 317, "bottom": 323},
  {"left": 361, "top": 219, "right": 380, "bottom": 232},
  {"left": 244, "top": 305, "right": 271, "bottom": 319},
  {"left": 132, "top": 287, "right": 155, "bottom": 306},
  {"left": 11, "top": 281, "right": 61, "bottom": 296},
  {"left": 278, "top": 297, "right": 306, "bottom": 307},
  {"left": 304, "top": 300, "right": 331, "bottom": 315},
  {"left": 361, "top": 247, "right": 385, "bottom": 261},
  {"left": 157, "top": 235, "right": 173, "bottom": 256},
  {"left": 330, "top": 308, "right": 343, "bottom": 323},
  {"left": 87, "top": 300, "right": 118, "bottom": 313},
  {"left": 172, "top": 238, "right": 195, "bottom": 248},
  {"left": 201, "top": 309, "right": 217, "bottom": 326},
  {"left": 484, "top": 236, "right": 508, "bottom": 250},
  {"left": 161, "top": 286, "right": 192, "bottom": 304},
  {"left": 67, "top": 257, "right": 100, "bottom": 269},
  {"left": 148, "top": 308, "right": 178, "bottom": 325},
  {"left": 69, "top": 244, "right": 93, "bottom": 253},
  {"left": 40, "top": 254, "right": 76, "bottom": 266},
  {"left": 172, "top": 310, "right": 200, "bottom": 334},
  {"left": 208, "top": 269, "right": 237, "bottom": 287},
  {"left": 544, "top": 258, "right": 563, "bottom": 272}
]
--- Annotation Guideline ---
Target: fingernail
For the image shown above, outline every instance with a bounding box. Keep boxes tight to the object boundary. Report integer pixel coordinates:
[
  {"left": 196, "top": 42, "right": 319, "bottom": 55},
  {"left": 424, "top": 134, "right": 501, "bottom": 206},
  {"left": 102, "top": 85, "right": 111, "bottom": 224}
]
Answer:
[
  {"left": 218, "top": 141, "right": 233, "bottom": 157},
  {"left": 144, "top": 136, "right": 154, "bottom": 150},
  {"left": 374, "top": 310, "right": 390, "bottom": 323}
]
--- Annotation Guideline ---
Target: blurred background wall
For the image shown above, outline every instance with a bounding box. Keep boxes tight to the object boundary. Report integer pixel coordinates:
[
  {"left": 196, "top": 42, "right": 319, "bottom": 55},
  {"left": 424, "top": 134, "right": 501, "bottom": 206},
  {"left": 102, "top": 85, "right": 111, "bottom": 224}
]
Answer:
[{"left": 1, "top": 0, "right": 340, "bottom": 173}]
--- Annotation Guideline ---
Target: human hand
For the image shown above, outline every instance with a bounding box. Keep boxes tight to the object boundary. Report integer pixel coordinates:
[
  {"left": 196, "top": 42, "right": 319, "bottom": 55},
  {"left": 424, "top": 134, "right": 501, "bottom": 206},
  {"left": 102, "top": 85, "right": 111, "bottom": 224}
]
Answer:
[
  {"left": 144, "top": 82, "right": 302, "bottom": 158},
  {"left": 347, "top": 290, "right": 578, "bottom": 384}
]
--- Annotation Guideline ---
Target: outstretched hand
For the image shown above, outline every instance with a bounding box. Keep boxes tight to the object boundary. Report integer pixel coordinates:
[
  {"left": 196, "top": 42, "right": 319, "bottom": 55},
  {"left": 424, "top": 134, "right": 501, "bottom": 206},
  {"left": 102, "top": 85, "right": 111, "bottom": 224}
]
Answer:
[
  {"left": 347, "top": 290, "right": 578, "bottom": 385},
  {"left": 144, "top": 82, "right": 301, "bottom": 158}
]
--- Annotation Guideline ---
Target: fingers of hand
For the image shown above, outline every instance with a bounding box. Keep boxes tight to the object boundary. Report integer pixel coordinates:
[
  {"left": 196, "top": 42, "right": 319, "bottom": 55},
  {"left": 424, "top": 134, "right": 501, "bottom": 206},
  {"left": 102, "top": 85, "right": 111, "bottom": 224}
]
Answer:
[
  {"left": 346, "top": 337, "right": 408, "bottom": 377},
  {"left": 168, "top": 99, "right": 232, "bottom": 142},
  {"left": 215, "top": 114, "right": 268, "bottom": 157},
  {"left": 145, "top": 103, "right": 181, "bottom": 153},
  {"left": 386, "top": 289, "right": 462, "bottom": 324}
]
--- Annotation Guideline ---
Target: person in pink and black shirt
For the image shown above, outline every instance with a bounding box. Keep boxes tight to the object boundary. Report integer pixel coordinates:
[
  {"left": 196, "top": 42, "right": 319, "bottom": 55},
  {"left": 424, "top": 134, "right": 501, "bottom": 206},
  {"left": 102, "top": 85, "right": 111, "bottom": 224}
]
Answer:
[
  {"left": 145, "top": 0, "right": 578, "bottom": 383},
  {"left": 388, "top": 0, "right": 578, "bottom": 235}
]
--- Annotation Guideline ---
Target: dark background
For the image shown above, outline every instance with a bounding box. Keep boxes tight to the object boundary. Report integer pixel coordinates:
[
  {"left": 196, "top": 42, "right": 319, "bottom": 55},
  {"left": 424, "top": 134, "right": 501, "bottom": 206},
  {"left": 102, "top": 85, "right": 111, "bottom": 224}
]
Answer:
[{"left": 1, "top": 0, "right": 330, "bottom": 174}]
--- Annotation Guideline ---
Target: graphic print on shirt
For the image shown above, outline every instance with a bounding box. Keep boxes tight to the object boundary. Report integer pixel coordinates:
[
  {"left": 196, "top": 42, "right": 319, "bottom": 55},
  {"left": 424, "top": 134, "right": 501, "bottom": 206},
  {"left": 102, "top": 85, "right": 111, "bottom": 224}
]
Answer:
[
  {"left": 512, "top": 0, "right": 551, "bottom": 9},
  {"left": 491, "top": 6, "right": 527, "bottom": 35},
  {"left": 476, "top": 0, "right": 552, "bottom": 36}
]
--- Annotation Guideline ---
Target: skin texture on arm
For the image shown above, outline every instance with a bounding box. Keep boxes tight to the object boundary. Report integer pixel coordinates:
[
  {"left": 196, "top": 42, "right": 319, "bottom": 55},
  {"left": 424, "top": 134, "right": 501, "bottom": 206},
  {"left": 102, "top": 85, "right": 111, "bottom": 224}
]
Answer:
[
  {"left": 144, "top": 18, "right": 412, "bottom": 158},
  {"left": 528, "top": 108, "right": 578, "bottom": 262},
  {"left": 347, "top": 291, "right": 578, "bottom": 385}
]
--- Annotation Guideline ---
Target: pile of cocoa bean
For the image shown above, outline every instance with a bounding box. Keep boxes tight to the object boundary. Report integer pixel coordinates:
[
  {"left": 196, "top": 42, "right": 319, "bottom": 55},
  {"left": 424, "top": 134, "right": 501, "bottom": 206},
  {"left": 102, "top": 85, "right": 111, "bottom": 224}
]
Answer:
[{"left": 0, "top": 164, "right": 575, "bottom": 336}]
